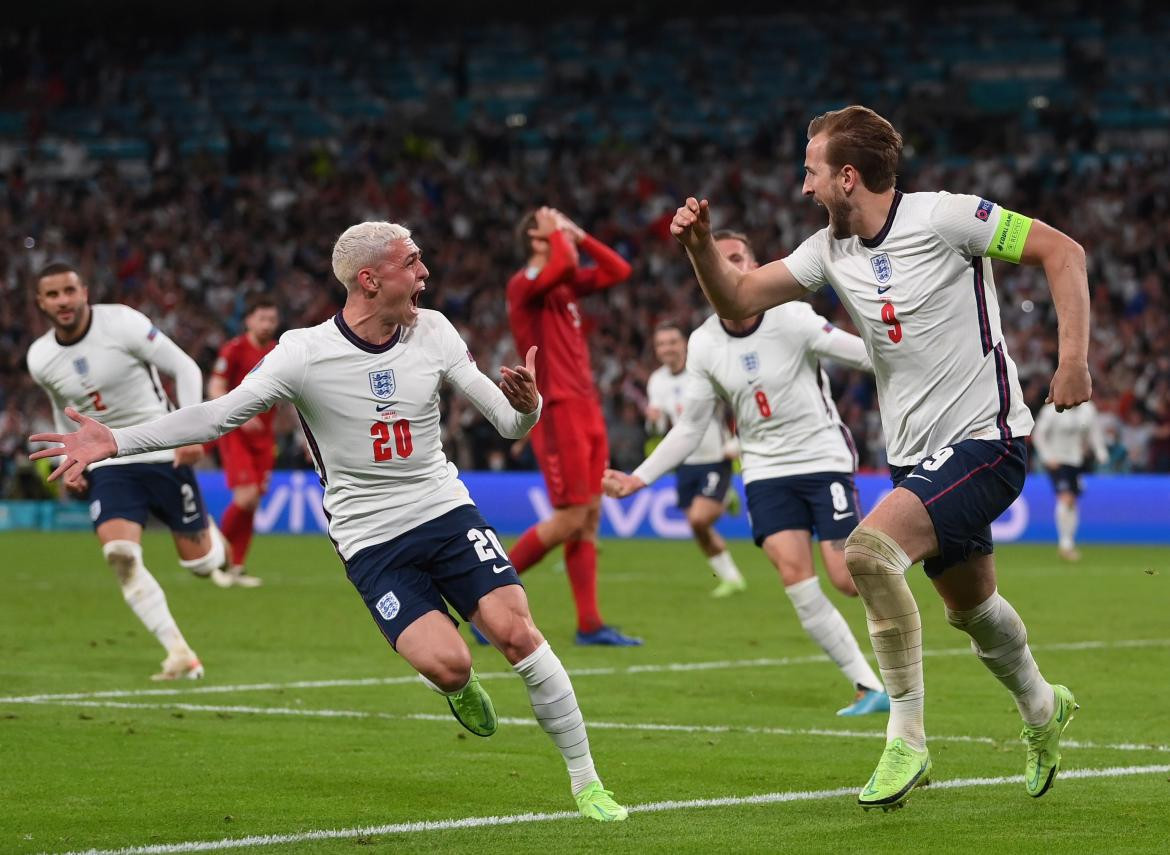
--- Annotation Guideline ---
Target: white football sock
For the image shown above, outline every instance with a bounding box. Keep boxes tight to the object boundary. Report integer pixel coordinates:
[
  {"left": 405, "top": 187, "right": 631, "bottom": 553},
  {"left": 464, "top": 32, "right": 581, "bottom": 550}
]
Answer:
[
  {"left": 845, "top": 527, "right": 925, "bottom": 749},
  {"left": 785, "top": 576, "right": 882, "bottom": 692},
  {"left": 1055, "top": 502, "right": 1078, "bottom": 551},
  {"left": 102, "top": 540, "right": 189, "bottom": 655},
  {"left": 513, "top": 641, "right": 598, "bottom": 795},
  {"left": 708, "top": 550, "right": 744, "bottom": 583},
  {"left": 946, "top": 592, "right": 1054, "bottom": 726}
]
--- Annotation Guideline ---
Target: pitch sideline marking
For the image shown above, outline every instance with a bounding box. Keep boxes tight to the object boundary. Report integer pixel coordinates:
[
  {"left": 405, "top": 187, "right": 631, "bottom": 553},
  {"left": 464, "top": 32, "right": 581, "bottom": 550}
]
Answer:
[
  {"left": 3, "top": 637, "right": 1167, "bottom": 705},
  {"left": 32, "top": 698, "right": 1170, "bottom": 756},
  {"left": 44, "top": 764, "right": 1170, "bottom": 855}
]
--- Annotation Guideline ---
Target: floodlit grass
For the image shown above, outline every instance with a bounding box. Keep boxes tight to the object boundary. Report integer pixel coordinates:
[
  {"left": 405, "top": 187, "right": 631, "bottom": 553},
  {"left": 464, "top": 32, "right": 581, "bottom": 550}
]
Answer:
[{"left": 2, "top": 532, "right": 1168, "bottom": 854}]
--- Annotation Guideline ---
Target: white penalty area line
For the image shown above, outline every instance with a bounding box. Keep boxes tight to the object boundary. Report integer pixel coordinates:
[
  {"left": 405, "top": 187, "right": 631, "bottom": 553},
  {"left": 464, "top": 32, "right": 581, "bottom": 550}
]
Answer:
[
  {"left": 4, "top": 636, "right": 1168, "bottom": 706},
  {"left": 33, "top": 699, "right": 1170, "bottom": 757},
  {"left": 47, "top": 764, "right": 1170, "bottom": 855}
]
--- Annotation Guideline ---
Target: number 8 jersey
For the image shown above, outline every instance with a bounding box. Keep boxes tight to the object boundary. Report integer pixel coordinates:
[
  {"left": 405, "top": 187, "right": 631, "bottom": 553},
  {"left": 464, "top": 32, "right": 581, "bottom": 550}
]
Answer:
[{"left": 782, "top": 190, "right": 1035, "bottom": 467}]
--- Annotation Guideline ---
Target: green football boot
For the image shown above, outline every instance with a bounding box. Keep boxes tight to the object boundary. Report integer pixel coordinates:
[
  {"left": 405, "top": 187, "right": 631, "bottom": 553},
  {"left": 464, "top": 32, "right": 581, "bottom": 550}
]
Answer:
[
  {"left": 575, "top": 781, "right": 629, "bottom": 822},
  {"left": 858, "top": 738, "right": 932, "bottom": 812},
  {"left": 445, "top": 669, "right": 498, "bottom": 737},
  {"left": 711, "top": 577, "right": 747, "bottom": 598},
  {"left": 1022, "top": 684, "right": 1078, "bottom": 798}
]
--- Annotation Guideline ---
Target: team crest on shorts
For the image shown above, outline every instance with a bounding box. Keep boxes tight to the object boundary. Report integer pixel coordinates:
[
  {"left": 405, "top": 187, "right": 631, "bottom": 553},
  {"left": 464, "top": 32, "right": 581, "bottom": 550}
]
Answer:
[
  {"left": 89, "top": 500, "right": 101, "bottom": 521},
  {"left": 369, "top": 369, "right": 396, "bottom": 400},
  {"left": 870, "top": 253, "right": 893, "bottom": 284},
  {"left": 740, "top": 351, "right": 760, "bottom": 375},
  {"left": 73, "top": 357, "right": 89, "bottom": 375},
  {"left": 375, "top": 591, "right": 400, "bottom": 620}
]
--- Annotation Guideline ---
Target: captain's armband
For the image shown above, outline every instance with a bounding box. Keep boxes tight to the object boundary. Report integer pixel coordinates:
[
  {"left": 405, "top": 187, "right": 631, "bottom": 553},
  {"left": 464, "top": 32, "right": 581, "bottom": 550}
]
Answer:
[{"left": 986, "top": 209, "right": 1033, "bottom": 263}]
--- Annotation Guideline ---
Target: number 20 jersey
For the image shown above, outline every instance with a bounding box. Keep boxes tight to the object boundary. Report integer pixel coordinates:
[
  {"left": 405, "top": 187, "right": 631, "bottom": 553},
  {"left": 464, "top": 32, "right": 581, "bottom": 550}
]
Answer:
[
  {"left": 783, "top": 190, "right": 1034, "bottom": 468},
  {"left": 233, "top": 310, "right": 502, "bottom": 560}
]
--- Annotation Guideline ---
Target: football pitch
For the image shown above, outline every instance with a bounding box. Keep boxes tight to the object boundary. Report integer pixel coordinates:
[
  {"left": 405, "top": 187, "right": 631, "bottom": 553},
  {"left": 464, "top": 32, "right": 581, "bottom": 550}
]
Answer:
[{"left": 2, "top": 533, "right": 1168, "bottom": 854}]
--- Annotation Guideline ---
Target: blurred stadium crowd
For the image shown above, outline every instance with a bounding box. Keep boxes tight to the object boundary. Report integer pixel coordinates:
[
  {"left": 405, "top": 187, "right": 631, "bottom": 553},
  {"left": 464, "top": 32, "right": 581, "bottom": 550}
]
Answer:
[{"left": 3, "top": 3, "right": 1170, "bottom": 497}]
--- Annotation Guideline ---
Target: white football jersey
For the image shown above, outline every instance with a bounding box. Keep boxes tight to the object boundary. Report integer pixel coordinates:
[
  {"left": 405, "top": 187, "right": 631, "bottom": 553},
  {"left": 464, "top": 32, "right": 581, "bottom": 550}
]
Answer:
[
  {"left": 784, "top": 190, "right": 1034, "bottom": 467},
  {"left": 112, "top": 310, "right": 540, "bottom": 561},
  {"left": 646, "top": 364, "right": 727, "bottom": 465},
  {"left": 27, "top": 304, "right": 200, "bottom": 467},
  {"left": 1032, "top": 402, "right": 1108, "bottom": 467},
  {"left": 634, "top": 304, "right": 871, "bottom": 486}
]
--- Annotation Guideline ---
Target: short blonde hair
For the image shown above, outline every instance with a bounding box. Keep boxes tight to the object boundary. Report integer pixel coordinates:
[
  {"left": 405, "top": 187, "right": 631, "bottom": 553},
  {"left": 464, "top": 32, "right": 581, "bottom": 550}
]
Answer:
[
  {"left": 331, "top": 221, "right": 412, "bottom": 290},
  {"left": 807, "top": 105, "right": 903, "bottom": 193}
]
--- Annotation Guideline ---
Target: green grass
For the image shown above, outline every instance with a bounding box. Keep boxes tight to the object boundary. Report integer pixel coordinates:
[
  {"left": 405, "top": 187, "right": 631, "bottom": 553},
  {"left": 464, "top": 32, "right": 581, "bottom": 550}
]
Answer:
[{"left": 1, "top": 533, "right": 1168, "bottom": 854}]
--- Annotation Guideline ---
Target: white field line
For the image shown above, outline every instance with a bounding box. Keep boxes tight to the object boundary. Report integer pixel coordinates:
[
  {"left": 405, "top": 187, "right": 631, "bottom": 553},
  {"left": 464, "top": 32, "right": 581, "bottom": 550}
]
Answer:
[
  {"left": 37, "top": 698, "right": 1170, "bottom": 756},
  {"left": 4, "top": 636, "right": 1167, "bottom": 706},
  {"left": 46, "top": 764, "right": 1170, "bottom": 855}
]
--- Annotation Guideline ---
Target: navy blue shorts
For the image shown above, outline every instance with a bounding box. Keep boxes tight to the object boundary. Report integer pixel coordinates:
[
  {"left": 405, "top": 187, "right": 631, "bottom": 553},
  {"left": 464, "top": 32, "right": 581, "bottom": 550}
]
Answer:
[
  {"left": 891, "top": 438, "right": 1028, "bottom": 578},
  {"left": 344, "top": 504, "right": 522, "bottom": 647},
  {"left": 1047, "top": 464, "right": 1083, "bottom": 496},
  {"left": 87, "top": 462, "right": 208, "bottom": 533},
  {"left": 745, "top": 472, "right": 861, "bottom": 546},
  {"left": 675, "top": 461, "right": 732, "bottom": 509}
]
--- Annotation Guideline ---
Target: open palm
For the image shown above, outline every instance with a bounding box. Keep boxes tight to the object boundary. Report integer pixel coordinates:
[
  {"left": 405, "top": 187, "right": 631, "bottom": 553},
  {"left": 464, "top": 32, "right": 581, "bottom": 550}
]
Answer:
[{"left": 29, "top": 407, "right": 118, "bottom": 484}]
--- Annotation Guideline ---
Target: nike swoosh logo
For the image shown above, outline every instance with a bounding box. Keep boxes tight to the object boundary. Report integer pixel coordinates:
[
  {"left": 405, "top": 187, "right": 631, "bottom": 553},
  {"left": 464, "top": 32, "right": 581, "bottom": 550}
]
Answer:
[
  {"left": 877, "top": 286, "right": 892, "bottom": 294},
  {"left": 181, "top": 513, "right": 201, "bottom": 524},
  {"left": 492, "top": 564, "right": 513, "bottom": 574},
  {"left": 904, "top": 474, "right": 932, "bottom": 483},
  {"left": 375, "top": 403, "right": 394, "bottom": 411},
  {"left": 833, "top": 511, "right": 854, "bottom": 521}
]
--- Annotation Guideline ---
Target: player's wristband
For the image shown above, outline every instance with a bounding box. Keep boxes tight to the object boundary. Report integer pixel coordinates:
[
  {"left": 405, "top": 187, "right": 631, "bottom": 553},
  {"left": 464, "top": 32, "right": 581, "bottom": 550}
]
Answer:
[{"left": 986, "top": 209, "right": 1033, "bottom": 263}]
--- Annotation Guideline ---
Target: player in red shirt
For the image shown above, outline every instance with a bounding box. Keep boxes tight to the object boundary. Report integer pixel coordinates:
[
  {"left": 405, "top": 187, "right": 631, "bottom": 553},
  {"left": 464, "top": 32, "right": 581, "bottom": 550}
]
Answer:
[
  {"left": 209, "top": 295, "right": 280, "bottom": 587},
  {"left": 505, "top": 207, "right": 641, "bottom": 646}
]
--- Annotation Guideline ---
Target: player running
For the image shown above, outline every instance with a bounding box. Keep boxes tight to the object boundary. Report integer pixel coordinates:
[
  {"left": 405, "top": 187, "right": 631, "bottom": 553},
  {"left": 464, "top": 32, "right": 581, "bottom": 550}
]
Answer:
[
  {"left": 31, "top": 222, "right": 629, "bottom": 822},
  {"left": 1032, "top": 400, "right": 1108, "bottom": 562},
  {"left": 505, "top": 206, "right": 641, "bottom": 646},
  {"left": 670, "top": 105, "right": 1090, "bottom": 810},
  {"left": 209, "top": 295, "right": 280, "bottom": 587},
  {"left": 645, "top": 318, "right": 746, "bottom": 598},
  {"left": 605, "top": 231, "right": 889, "bottom": 717},
  {"left": 27, "top": 263, "right": 229, "bottom": 681}
]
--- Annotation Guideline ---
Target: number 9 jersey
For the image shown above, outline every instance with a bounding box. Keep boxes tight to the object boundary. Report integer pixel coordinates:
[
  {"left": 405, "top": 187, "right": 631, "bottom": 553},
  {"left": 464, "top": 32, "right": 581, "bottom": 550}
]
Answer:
[{"left": 783, "top": 191, "right": 1035, "bottom": 468}]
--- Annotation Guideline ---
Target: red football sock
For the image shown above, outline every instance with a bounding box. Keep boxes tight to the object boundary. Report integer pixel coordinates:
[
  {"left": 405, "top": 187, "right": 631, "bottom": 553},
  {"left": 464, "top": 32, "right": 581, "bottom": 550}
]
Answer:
[
  {"left": 564, "top": 539, "right": 603, "bottom": 633},
  {"left": 220, "top": 502, "right": 256, "bottom": 566},
  {"left": 509, "top": 525, "right": 551, "bottom": 574}
]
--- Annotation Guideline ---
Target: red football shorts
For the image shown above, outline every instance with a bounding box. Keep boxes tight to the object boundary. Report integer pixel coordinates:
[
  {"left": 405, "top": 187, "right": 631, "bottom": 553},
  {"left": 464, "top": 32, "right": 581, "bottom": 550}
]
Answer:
[
  {"left": 219, "top": 428, "right": 276, "bottom": 491},
  {"left": 529, "top": 397, "right": 608, "bottom": 508}
]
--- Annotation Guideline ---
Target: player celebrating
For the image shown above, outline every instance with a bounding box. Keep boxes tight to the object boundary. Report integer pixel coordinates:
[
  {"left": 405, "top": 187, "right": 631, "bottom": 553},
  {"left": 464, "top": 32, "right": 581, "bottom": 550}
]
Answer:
[
  {"left": 670, "top": 106, "right": 1090, "bottom": 810},
  {"left": 209, "top": 295, "right": 281, "bottom": 587},
  {"left": 31, "top": 222, "right": 629, "bottom": 822},
  {"left": 645, "top": 318, "right": 746, "bottom": 598},
  {"left": 27, "top": 263, "right": 229, "bottom": 681},
  {"left": 505, "top": 206, "right": 641, "bottom": 646},
  {"left": 606, "top": 231, "right": 889, "bottom": 717},
  {"left": 1032, "top": 400, "right": 1108, "bottom": 562}
]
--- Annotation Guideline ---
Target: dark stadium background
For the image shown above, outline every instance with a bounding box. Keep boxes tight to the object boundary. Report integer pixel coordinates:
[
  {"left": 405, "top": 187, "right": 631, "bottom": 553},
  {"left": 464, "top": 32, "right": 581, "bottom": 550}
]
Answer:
[{"left": 3, "top": 0, "right": 1168, "bottom": 499}]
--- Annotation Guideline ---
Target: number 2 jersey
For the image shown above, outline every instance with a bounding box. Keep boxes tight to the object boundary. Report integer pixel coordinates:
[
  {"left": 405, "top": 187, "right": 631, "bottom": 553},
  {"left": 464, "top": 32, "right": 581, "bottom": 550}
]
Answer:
[
  {"left": 110, "top": 310, "right": 540, "bottom": 561},
  {"left": 782, "top": 190, "right": 1035, "bottom": 467},
  {"left": 633, "top": 304, "right": 872, "bottom": 487},
  {"left": 27, "top": 304, "right": 203, "bottom": 468}
]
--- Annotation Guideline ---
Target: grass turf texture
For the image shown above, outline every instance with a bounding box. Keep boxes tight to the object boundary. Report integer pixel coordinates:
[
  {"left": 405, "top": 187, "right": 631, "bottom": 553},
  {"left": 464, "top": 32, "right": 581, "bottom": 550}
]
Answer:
[{"left": 1, "top": 533, "right": 1168, "bottom": 854}]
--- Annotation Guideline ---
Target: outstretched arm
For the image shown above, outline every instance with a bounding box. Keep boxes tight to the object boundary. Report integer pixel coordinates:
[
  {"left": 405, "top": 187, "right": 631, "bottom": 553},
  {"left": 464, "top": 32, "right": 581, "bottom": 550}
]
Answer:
[
  {"left": 672, "top": 197, "right": 806, "bottom": 318},
  {"left": 30, "top": 385, "right": 271, "bottom": 484},
  {"left": 809, "top": 325, "right": 873, "bottom": 373},
  {"left": 1018, "top": 220, "right": 1090, "bottom": 412},
  {"left": 602, "top": 393, "right": 716, "bottom": 498}
]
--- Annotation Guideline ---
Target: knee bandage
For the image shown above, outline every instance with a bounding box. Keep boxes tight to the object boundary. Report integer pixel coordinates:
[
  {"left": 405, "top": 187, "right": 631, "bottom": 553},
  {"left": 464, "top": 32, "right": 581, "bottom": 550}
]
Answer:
[
  {"left": 102, "top": 540, "right": 143, "bottom": 584},
  {"left": 844, "top": 526, "right": 920, "bottom": 688},
  {"left": 178, "top": 525, "right": 226, "bottom": 577}
]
